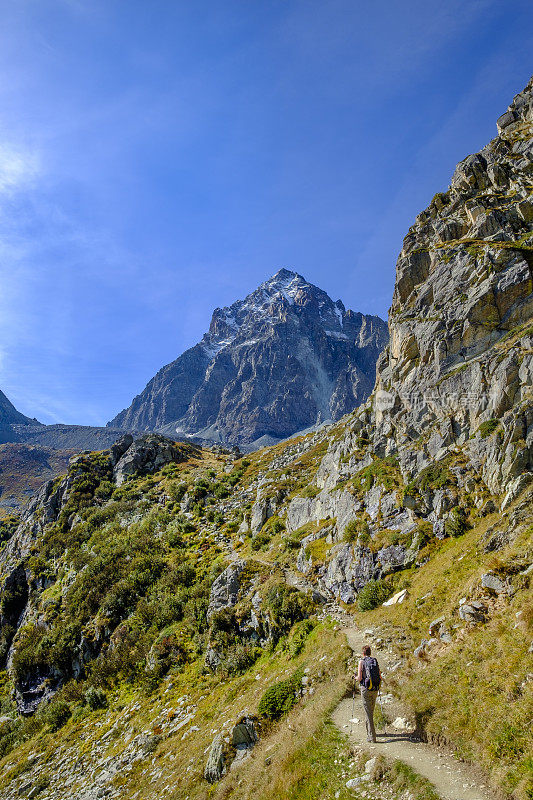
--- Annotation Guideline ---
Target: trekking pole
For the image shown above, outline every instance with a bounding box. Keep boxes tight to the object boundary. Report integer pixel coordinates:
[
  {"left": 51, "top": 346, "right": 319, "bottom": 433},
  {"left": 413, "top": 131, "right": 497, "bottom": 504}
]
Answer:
[
  {"left": 350, "top": 677, "right": 356, "bottom": 735},
  {"left": 378, "top": 686, "right": 387, "bottom": 736}
]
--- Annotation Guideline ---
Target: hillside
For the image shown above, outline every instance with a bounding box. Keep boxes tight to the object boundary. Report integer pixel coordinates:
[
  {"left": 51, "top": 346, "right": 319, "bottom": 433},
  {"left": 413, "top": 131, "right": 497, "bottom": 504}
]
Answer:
[
  {"left": 0, "top": 444, "right": 75, "bottom": 517},
  {"left": 108, "top": 269, "right": 388, "bottom": 449},
  {"left": 0, "top": 77, "right": 531, "bottom": 800},
  {"left": 0, "top": 391, "right": 36, "bottom": 445}
]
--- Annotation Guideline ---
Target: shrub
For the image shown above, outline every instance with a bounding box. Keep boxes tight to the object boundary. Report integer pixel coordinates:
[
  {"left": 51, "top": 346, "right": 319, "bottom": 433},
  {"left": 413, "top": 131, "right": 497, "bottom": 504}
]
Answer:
[
  {"left": 264, "top": 516, "right": 285, "bottom": 535},
  {"left": 190, "top": 484, "right": 208, "bottom": 501},
  {"left": 84, "top": 686, "right": 107, "bottom": 710},
  {"left": 213, "top": 483, "right": 230, "bottom": 499},
  {"left": 406, "top": 458, "right": 455, "bottom": 495},
  {"left": 282, "top": 534, "right": 301, "bottom": 550},
  {"left": 95, "top": 481, "right": 114, "bottom": 500},
  {"left": 218, "top": 642, "right": 261, "bottom": 676},
  {"left": 344, "top": 518, "right": 369, "bottom": 543},
  {"left": 167, "top": 482, "right": 188, "bottom": 502},
  {"left": 210, "top": 607, "right": 237, "bottom": 634},
  {"left": 357, "top": 580, "right": 392, "bottom": 611},
  {"left": 353, "top": 457, "right": 400, "bottom": 494},
  {"left": 265, "top": 584, "right": 314, "bottom": 636},
  {"left": 477, "top": 419, "right": 500, "bottom": 438},
  {"left": 258, "top": 670, "right": 303, "bottom": 720},
  {"left": 147, "top": 625, "right": 194, "bottom": 675},
  {"left": 251, "top": 531, "right": 271, "bottom": 551},
  {"left": 0, "top": 515, "right": 20, "bottom": 544},
  {"left": 301, "top": 485, "right": 320, "bottom": 498},
  {"left": 288, "top": 619, "right": 315, "bottom": 658},
  {"left": 445, "top": 507, "right": 468, "bottom": 538},
  {"left": 225, "top": 521, "right": 239, "bottom": 533},
  {"left": 45, "top": 700, "right": 72, "bottom": 731}
]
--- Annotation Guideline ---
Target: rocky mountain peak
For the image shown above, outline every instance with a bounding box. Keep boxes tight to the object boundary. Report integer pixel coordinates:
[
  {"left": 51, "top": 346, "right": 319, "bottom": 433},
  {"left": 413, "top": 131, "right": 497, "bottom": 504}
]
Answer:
[{"left": 109, "top": 271, "right": 388, "bottom": 448}]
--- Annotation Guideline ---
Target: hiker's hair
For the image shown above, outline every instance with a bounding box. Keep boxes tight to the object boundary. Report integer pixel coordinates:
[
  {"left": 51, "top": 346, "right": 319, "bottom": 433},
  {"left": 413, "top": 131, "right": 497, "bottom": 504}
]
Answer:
[{"left": 362, "top": 645, "right": 371, "bottom": 656}]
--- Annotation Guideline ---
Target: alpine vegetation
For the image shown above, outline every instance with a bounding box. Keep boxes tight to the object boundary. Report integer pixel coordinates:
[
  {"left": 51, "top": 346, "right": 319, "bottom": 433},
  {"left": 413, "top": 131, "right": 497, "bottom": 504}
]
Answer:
[{"left": 0, "top": 72, "right": 531, "bottom": 800}]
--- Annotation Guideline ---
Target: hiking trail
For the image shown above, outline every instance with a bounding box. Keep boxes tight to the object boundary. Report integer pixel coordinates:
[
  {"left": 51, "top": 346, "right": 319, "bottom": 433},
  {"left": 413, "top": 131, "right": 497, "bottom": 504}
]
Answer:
[{"left": 329, "top": 611, "right": 493, "bottom": 800}]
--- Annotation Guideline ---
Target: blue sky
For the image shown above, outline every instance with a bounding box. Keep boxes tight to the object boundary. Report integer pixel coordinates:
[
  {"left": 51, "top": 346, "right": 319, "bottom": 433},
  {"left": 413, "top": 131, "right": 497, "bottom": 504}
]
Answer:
[{"left": 0, "top": 0, "right": 532, "bottom": 425}]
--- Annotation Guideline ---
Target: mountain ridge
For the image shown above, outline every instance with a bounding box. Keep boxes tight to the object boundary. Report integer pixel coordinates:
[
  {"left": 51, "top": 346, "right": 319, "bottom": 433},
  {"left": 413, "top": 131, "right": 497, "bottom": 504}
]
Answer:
[{"left": 108, "top": 269, "right": 388, "bottom": 448}]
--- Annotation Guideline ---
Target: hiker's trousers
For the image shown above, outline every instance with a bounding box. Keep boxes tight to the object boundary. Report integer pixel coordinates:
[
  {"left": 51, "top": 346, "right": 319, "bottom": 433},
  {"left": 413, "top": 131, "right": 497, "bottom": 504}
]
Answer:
[{"left": 361, "top": 687, "right": 378, "bottom": 742}]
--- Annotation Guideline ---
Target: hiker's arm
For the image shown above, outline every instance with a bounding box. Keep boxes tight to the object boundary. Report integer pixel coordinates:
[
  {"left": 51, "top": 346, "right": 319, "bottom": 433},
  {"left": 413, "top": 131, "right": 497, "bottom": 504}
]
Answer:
[{"left": 357, "top": 659, "right": 363, "bottom": 683}]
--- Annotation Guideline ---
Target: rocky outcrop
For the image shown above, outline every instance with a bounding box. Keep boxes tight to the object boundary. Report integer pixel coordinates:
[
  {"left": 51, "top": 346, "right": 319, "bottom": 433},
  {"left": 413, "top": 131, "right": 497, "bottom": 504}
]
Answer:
[
  {"left": 282, "top": 78, "right": 533, "bottom": 605},
  {"left": 204, "top": 716, "right": 259, "bottom": 783},
  {"left": 286, "top": 488, "right": 361, "bottom": 537},
  {"left": 109, "top": 270, "right": 388, "bottom": 448},
  {"left": 204, "top": 735, "right": 226, "bottom": 783},
  {"left": 112, "top": 433, "right": 192, "bottom": 485},
  {"left": 370, "top": 78, "right": 533, "bottom": 491},
  {"left": 207, "top": 561, "right": 245, "bottom": 621}
]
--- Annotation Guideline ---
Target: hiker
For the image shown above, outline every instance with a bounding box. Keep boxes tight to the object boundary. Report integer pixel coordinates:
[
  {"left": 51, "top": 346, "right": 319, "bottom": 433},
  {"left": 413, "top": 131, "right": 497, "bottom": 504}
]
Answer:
[{"left": 356, "top": 644, "right": 381, "bottom": 743}]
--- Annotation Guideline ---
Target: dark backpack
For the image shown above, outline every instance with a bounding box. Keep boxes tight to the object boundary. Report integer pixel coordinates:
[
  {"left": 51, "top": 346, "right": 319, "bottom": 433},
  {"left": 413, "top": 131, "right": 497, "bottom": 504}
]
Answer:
[{"left": 361, "top": 656, "right": 381, "bottom": 690}]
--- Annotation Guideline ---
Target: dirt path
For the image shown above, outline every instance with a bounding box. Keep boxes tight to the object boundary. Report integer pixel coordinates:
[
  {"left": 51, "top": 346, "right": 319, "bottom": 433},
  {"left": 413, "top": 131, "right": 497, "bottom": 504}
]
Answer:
[{"left": 331, "top": 618, "right": 491, "bottom": 800}]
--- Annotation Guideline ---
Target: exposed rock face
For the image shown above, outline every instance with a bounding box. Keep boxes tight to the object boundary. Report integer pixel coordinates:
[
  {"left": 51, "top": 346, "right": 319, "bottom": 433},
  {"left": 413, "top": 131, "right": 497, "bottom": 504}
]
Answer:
[
  {"left": 108, "top": 270, "right": 388, "bottom": 448},
  {"left": 111, "top": 433, "right": 190, "bottom": 485},
  {"left": 207, "top": 561, "right": 245, "bottom": 621},
  {"left": 273, "top": 77, "right": 533, "bottom": 604},
  {"left": 371, "top": 78, "right": 533, "bottom": 490},
  {"left": 204, "top": 735, "right": 226, "bottom": 783}
]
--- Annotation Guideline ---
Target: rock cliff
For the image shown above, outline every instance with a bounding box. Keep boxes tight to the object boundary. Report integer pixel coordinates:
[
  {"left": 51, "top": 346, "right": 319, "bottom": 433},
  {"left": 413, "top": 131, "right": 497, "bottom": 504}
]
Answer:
[
  {"left": 108, "top": 269, "right": 388, "bottom": 449},
  {"left": 279, "top": 76, "right": 533, "bottom": 603}
]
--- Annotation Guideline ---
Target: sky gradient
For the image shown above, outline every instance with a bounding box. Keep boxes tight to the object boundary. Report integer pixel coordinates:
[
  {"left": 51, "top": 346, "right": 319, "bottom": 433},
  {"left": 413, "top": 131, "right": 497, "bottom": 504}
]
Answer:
[{"left": 1, "top": 0, "right": 532, "bottom": 425}]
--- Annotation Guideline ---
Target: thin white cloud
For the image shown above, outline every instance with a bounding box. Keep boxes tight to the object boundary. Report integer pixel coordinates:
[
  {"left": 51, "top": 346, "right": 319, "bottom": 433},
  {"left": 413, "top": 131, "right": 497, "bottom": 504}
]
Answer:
[{"left": 0, "top": 142, "right": 41, "bottom": 193}]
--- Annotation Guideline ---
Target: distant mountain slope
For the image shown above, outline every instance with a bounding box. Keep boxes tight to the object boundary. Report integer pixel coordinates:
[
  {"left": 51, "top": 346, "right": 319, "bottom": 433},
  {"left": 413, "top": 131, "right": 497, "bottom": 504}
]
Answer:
[
  {"left": 12, "top": 423, "right": 141, "bottom": 451},
  {"left": 0, "top": 443, "right": 75, "bottom": 516},
  {"left": 108, "top": 269, "right": 388, "bottom": 448},
  {"left": 0, "top": 390, "right": 35, "bottom": 443}
]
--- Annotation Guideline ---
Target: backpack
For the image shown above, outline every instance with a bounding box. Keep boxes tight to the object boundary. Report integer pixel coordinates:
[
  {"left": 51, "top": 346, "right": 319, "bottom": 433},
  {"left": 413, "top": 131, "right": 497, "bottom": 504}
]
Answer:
[{"left": 361, "top": 656, "right": 381, "bottom": 690}]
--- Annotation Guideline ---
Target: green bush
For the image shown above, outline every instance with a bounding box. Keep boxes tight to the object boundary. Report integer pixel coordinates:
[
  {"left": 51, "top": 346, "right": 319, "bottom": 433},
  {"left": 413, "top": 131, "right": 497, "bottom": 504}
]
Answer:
[
  {"left": 225, "top": 521, "right": 239, "bottom": 533},
  {"left": 282, "top": 534, "right": 301, "bottom": 550},
  {"left": 213, "top": 483, "right": 230, "bottom": 499},
  {"left": 218, "top": 642, "right": 261, "bottom": 677},
  {"left": 406, "top": 457, "right": 455, "bottom": 495},
  {"left": 167, "top": 482, "right": 188, "bottom": 502},
  {"left": 0, "top": 515, "right": 20, "bottom": 544},
  {"left": 264, "top": 516, "right": 285, "bottom": 535},
  {"left": 258, "top": 670, "right": 303, "bottom": 719},
  {"left": 445, "top": 507, "right": 468, "bottom": 538},
  {"left": 45, "top": 700, "right": 72, "bottom": 731},
  {"left": 477, "top": 419, "right": 500, "bottom": 438},
  {"left": 84, "top": 686, "right": 107, "bottom": 710},
  {"left": 301, "top": 485, "right": 320, "bottom": 498},
  {"left": 353, "top": 457, "right": 400, "bottom": 494},
  {"left": 343, "top": 518, "right": 369, "bottom": 543},
  {"left": 95, "top": 481, "right": 114, "bottom": 500},
  {"left": 288, "top": 619, "right": 315, "bottom": 658},
  {"left": 251, "top": 531, "right": 271, "bottom": 550},
  {"left": 357, "top": 580, "right": 392, "bottom": 612},
  {"left": 265, "top": 584, "right": 314, "bottom": 637}
]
